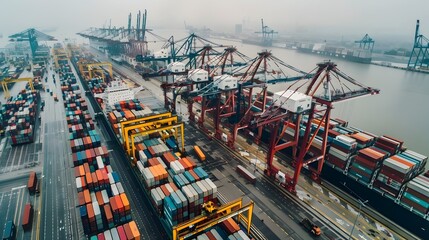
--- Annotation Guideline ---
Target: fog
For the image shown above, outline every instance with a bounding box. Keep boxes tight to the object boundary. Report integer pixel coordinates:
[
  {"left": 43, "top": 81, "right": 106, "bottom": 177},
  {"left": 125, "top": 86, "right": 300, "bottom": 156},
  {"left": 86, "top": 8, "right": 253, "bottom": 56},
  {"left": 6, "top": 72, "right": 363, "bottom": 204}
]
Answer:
[{"left": 1, "top": 0, "right": 429, "bottom": 46}]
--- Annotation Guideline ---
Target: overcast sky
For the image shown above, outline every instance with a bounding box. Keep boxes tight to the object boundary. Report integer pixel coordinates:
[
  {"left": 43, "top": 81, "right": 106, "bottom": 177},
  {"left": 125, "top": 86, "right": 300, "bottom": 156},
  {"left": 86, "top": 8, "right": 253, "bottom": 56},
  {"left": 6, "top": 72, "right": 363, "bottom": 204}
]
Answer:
[{"left": 1, "top": 0, "right": 428, "bottom": 45}]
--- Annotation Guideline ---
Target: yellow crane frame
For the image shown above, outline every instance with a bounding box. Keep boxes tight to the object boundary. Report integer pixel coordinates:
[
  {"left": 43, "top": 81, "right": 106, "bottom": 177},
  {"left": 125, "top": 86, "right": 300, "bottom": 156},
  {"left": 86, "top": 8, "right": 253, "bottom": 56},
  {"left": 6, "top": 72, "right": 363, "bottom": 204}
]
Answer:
[
  {"left": 87, "top": 62, "right": 113, "bottom": 81},
  {"left": 130, "top": 122, "right": 185, "bottom": 161},
  {"left": 120, "top": 112, "right": 172, "bottom": 153},
  {"left": 121, "top": 115, "right": 179, "bottom": 155},
  {"left": 1, "top": 78, "right": 34, "bottom": 99},
  {"left": 52, "top": 48, "right": 69, "bottom": 69},
  {"left": 172, "top": 197, "right": 254, "bottom": 240}
]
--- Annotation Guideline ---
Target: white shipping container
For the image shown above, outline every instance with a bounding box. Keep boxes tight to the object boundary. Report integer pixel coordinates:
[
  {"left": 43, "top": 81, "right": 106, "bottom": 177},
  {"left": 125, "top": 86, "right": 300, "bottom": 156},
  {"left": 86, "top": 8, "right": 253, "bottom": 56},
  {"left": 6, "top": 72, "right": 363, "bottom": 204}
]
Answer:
[
  {"left": 384, "top": 158, "right": 412, "bottom": 174},
  {"left": 101, "top": 190, "right": 109, "bottom": 204},
  {"left": 200, "top": 179, "right": 213, "bottom": 195},
  {"left": 165, "top": 183, "right": 175, "bottom": 194},
  {"left": 196, "top": 181, "right": 208, "bottom": 197},
  {"left": 336, "top": 135, "right": 357, "bottom": 145},
  {"left": 210, "top": 229, "right": 223, "bottom": 240},
  {"left": 116, "top": 182, "right": 125, "bottom": 194},
  {"left": 236, "top": 230, "right": 250, "bottom": 240},
  {"left": 104, "top": 230, "right": 113, "bottom": 240},
  {"left": 110, "top": 228, "right": 120, "bottom": 240},
  {"left": 156, "top": 187, "right": 166, "bottom": 200},
  {"left": 143, "top": 168, "right": 155, "bottom": 186},
  {"left": 76, "top": 177, "right": 82, "bottom": 191},
  {"left": 204, "top": 178, "right": 218, "bottom": 196},
  {"left": 108, "top": 173, "right": 115, "bottom": 185},
  {"left": 151, "top": 188, "right": 162, "bottom": 206},
  {"left": 272, "top": 90, "right": 312, "bottom": 113},
  {"left": 137, "top": 161, "right": 145, "bottom": 175},
  {"left": 96, "top": 156, "right": 104, "bottom": 170},
  {"left": 111, "top": 183, "right": 119, "bottom": 196},
  {"left": 407, "top": 181, "right": 429, "bottom": 197},
  {"left": 106, "top": 165, "right": 113, "bottom": 173},
  {"left": 139, "top": 150, "right": 148, "bottom": 163}
]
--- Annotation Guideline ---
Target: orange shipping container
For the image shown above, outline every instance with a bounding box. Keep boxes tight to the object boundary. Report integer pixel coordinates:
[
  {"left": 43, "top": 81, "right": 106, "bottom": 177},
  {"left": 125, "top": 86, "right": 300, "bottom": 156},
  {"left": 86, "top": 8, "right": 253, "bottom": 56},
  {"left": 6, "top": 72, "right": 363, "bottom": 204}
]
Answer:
[
  {"left": 110, "top": 197, "right": 118, "bottom": 213},
  {"left": 123, "top": 223, "right": 133, "bottom": 240},
  {"left": 104, "top": 204, "right": 113, "bottom": 222},
  {"left": 83, "top": 189, "right": 91, "bottom": 204},
  {"left": 87, "top": 203, "right": 95, "bottom": 220},
  {"left": 79, "top": 165, "right": 85, "bottom": 176},
  {"left": 120, "top": 193, "right": 130, "bottom": 211},
  {"left": 96, "top": 191, "right": 104, "bottom": 206},
  {"left": 129, "top": 221, "right": 141, "bottom": 240},
  {"left": 116, "top": 195, "right": 124, "bottom": 213},
  {"left": 77, "top": 192, "right": 85, "bottom": 206}
]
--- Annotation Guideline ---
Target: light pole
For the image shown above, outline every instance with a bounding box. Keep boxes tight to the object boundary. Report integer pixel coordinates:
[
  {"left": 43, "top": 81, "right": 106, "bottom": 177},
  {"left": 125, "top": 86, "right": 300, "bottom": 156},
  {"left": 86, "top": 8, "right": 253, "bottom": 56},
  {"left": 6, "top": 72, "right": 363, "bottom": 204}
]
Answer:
[{"left": 349, "top": 199, "right": 368, "bottom": 240}]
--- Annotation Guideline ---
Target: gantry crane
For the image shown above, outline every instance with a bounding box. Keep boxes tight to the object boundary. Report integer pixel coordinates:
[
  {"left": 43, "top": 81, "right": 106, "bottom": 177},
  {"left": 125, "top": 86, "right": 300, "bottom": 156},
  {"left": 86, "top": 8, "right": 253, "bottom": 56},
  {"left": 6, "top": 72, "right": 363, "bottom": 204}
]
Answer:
[
  {"left": 9, "top": 28, "right": 56, "bottom": 59},
  {"left": 278, "top": 61, "right": 380, "bottom": 192},
  {"left": 354, "top": 34, "right": 375, "bottom": 51},
  {"left": 1, "top": 78, "right": 35, "bottom": 99},
  {"left": 172, "top": 197, "right": 254, "bottom": 240},
  {"left": 137, "top": 33, "right": 227, "bottom": 69},
  {"left": 255, "top": 19, "right": 278, "bottom": 47},
  {"left": 407, "top": 20, "right": 429, "bottom": 69}
]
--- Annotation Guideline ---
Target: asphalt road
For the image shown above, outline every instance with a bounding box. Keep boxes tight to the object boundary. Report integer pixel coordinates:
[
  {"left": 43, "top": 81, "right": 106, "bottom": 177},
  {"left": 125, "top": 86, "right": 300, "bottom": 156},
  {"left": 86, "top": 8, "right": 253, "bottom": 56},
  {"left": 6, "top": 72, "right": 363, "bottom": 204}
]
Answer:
[{"left": 39, "top": 61, "right": 81, "bottom": 240}]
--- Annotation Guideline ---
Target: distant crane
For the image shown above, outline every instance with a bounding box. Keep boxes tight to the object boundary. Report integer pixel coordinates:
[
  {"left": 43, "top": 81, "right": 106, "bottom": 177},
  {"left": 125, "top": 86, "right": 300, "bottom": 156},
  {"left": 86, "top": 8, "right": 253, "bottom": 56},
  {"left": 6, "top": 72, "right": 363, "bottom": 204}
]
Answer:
[
  {"left": 407, "top": 20, "right": 429, "bottom": 69},
  {"left": 9, "top": 28, "right": 56, "bottom": 58},
  {"left": 255, "top": 19, "right": 278, "bottom": 47},
  {"left": 354, "top": 34, "right": 375, "bottom": 51}
]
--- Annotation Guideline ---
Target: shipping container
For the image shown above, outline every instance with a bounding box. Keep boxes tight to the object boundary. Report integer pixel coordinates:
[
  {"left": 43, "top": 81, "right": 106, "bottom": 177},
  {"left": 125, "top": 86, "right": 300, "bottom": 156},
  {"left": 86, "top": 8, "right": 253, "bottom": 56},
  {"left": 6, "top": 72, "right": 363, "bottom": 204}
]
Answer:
[
  {"left": 194, "top": 145, "right": 206, "bottom": 161},
  {"left": 27, "top": 171, "right": 38, "bottom": 194},
  {"left": 236, "top": 165, "right": 256, "bottom": 184},
  {"left": 21, "top": 203, "right": 34, "bottom": 231}
]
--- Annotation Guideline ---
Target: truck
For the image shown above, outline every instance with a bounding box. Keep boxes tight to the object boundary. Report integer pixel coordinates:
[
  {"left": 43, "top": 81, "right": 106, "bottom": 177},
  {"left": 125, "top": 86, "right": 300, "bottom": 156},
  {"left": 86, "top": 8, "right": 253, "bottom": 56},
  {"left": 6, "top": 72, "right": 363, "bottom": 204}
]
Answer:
[
  {"left": 2, "top": 220, "right": 16, "bottom": 240},
  {"left": 27, "top": 171, "right": 38, "bottom": 194},
  {"left": 22, "top": 203, "right": 34, "bottom": 231},
  {"left": 300, "top": 218, "right": 321, "bottom": 236}
]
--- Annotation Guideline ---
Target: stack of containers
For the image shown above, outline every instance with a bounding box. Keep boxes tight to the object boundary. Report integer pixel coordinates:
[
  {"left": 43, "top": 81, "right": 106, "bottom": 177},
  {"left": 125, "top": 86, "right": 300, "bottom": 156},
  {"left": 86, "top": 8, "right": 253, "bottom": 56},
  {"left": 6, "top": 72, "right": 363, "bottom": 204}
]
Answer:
[
  {"left": 326, "top": 135, "right": 357, "bottom": 170},
  {"left": 88, "top": 221, "right": 140, "bottom": 240},
  {"left": 374, "top": 150, "right": 427, "bottom": 198},
  {"left": 401, "top": 175, "right": 429, "bottom": 217},
  {"left": 374, "top": 135, "right": 403, "bottom": 156},
  {"left": 58, "top": 63, "right": 138, "bottom": 238},
  {"left": 6, "top": 90, "right": 40, "bottom": 145},
  {"left": 349, "top": 131, "right": 376, "bottom": 149},
  {"left": 348, "top": 147, "right": 387, "bottom": 184},
  {"left": 163, "top": 189, "right": 189, "bottom": 230}
]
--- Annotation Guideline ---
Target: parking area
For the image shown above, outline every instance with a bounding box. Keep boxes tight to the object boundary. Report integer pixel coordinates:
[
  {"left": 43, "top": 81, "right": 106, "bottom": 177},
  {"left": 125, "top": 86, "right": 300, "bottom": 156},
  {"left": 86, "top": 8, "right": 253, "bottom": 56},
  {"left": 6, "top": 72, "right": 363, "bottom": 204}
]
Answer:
[{"left": 0, "top": 175, "right": 41, "bottom": 240}]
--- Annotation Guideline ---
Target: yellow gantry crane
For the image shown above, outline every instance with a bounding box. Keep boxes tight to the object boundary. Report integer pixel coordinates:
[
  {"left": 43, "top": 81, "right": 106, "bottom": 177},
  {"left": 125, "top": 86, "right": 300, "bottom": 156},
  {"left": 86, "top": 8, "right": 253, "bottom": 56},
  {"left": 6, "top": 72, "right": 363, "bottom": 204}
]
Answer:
[
  {"left": 1, "top": 78, "right": 34, "bottom": 99},
  {"left": 172, "top": 197, "right": 254, "bottom": 240},
  {"left": 119, "top": 113, "right": 185, "bottom": 162},
  {"left": 77, "top": 62, "right": 113, "bottom": 82},
  {"left": 52, "top": 47, "right": 69, "bottom": 69}
]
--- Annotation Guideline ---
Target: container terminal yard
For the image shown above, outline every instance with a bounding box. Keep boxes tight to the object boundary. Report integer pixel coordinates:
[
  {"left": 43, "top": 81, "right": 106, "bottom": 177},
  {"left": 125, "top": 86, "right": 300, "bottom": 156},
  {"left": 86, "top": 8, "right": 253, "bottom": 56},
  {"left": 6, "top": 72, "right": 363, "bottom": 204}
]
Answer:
[{"left": 1, "top": 11, "right": 429, "bottom": 240}]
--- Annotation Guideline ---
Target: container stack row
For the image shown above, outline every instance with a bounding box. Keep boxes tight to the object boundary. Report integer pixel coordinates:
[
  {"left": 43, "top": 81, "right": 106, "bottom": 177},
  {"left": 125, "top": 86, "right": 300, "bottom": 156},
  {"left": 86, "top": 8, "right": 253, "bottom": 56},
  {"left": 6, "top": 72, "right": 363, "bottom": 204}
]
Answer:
[
  {"left": 88, "top": 221, "right": 140, "bottom": 240},
  {"left": 374, "top": 151, "right": 428, "bottom": 198},
  {"left": 326, "top": 135, "right": 357, "bottom": 170},
  {"left": 348, "top": 146, "right": 389, "bottom": 184},
  {"left": 401, "top": 175, "right": 429, "bottom": 217},
  {"left": 58, "top": 63, "right": 139, "bottom": 238},
  {"left": 4, "top": 90, "right": 40, "bottom": 145}
]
